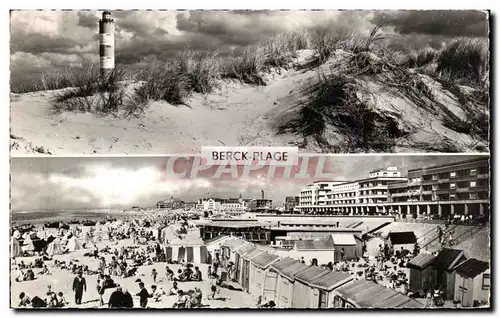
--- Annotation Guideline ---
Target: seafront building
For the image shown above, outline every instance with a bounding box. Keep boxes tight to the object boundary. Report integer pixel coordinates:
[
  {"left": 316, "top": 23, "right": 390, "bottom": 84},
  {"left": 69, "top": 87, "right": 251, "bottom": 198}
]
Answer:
[
  {"left": 197, "top": 198, "right": 248, "bottom": 212},
  {"left": 386, "top": 158, "right": 489, "bottom": 219},
  {"left": 299, "top": 181, "right": 345, "bottom": 207},
  {"left": 299, "top": 168, "right": 407, "bottom": 215},
  {"left": 298, "top": 158, "right": 490, "bottom": 219}
]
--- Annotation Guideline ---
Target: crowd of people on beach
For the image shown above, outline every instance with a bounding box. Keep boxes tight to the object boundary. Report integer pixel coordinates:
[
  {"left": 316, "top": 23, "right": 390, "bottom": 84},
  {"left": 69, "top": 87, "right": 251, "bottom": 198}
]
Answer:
[{"left": 12, "top": 210, "right": 219, "bottom": 309}]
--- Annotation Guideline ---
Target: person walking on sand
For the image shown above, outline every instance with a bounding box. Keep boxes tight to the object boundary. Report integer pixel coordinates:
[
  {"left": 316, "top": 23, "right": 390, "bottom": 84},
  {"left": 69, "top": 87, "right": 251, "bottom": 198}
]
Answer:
[
  {"left": 136, "top": 282, "right": 151, "bottom": 308},
  {"left": 152, "top": 268, "right": 158, "bottom": 283},
  {"left": 72, "top": 271, "right": 86, "bottom": 305}
]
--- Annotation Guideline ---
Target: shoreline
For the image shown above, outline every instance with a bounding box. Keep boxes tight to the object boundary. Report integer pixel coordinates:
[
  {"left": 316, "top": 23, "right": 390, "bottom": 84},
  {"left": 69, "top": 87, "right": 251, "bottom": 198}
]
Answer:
[{"left": 10, "top": 209, "right": 158, "bottom": 226}]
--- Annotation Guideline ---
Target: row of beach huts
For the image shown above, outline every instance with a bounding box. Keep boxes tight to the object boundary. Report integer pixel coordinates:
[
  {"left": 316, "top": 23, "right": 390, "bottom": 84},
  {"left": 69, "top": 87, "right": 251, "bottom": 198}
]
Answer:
[
  {"left": 211, "top": 236, "right": 489, "bottom": 308},
  {"left": 218, "top": 237, "right": 424, "bottom": 309}
]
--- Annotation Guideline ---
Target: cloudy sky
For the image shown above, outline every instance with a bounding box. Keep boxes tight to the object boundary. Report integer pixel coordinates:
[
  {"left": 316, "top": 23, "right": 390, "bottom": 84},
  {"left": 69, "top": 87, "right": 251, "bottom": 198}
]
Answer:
[
  {"left": 10, "top": 10, "right": 488, "bottom": 91},
  {"left": 10, "top": 155, "right": 485, "bottom": 212}
]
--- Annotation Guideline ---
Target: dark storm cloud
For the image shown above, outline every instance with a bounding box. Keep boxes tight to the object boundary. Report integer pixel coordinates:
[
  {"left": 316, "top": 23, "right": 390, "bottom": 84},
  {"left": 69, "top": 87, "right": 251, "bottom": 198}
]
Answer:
[
  {"left": 372, "top": 10, "right": 488, "bottom": 37},
  {"left": 10, "top": 33, "right": 80, "bottom": 54},
  {"left": 175, "top": 11, "right": 284, "bottom": 47},
  {"left": 77, "top": 12, "right": 99, "bottom": 29}
]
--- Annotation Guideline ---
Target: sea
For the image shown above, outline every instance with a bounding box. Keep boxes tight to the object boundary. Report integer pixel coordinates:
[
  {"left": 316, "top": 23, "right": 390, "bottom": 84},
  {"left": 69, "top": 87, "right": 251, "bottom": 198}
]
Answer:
[{"left": 10, "top": 209, "right": 129, "bottom": 225}]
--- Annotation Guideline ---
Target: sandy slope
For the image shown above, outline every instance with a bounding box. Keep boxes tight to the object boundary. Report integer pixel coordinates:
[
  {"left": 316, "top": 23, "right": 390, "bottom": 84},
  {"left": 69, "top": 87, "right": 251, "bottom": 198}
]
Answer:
[{"left": 10, "top": 50, "right": 488, "bottom": 155}]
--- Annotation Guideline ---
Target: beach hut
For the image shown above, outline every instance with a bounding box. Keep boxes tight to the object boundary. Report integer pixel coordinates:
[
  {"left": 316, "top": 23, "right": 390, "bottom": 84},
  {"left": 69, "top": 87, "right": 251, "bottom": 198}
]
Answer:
[
  {"left": 272, "top": 257, "right": 309, "bottom": 308},
  {"left": 306, "top": 270, "right": 353, "bottom": 308},
  {"left": 292, "top": 238, "right": 335, "bottom": 265},
  {"left": 453, "top": 258, "right": 490, "bottom": 307},
  {"left": 248, "top": 251, "right": 280, "bottom": 300},
  {"left": 407, "top": 252, "right": 436, "bottom": 294},
  {"left": 332, "top": 280, "right": 424, "bottom": 308},
  {"left": 66, "top": 236, "right": 82, "bottom": 252},
  {"left": 234, "top": 243, "right": 257, "bottom": 284},
  {"left": 11, "top": 237, "right": 21, "bottom": 258},
  {"left": 240, "top": 248, "right": 265, "bottom": 293},
  {"left": 291, "top": 266, "right": 331, "bottom": 308},
  {"left": 431, "top": 248, "right": 466, "bottom": 301},
  {"left": 330, "top": 234, "right": 360, "bottom": 262},
  {"left": 46, "top": 238, "right": 63, "bottom": 256},
  {"left": 385, "top": 232, "right": 417, "bottom": 254}
]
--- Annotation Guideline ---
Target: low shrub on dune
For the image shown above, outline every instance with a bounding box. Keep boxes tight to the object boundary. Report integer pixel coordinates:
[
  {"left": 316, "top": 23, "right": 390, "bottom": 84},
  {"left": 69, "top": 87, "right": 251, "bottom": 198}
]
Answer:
[{"left": 436, "top": 37, "right": 488, "bottom": 86}]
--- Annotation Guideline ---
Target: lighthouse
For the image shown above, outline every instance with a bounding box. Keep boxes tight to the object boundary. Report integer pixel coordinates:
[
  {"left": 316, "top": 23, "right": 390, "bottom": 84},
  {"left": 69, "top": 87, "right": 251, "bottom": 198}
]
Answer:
[{"left": 98, "top": 11, "right": 115, "bottom": 78}]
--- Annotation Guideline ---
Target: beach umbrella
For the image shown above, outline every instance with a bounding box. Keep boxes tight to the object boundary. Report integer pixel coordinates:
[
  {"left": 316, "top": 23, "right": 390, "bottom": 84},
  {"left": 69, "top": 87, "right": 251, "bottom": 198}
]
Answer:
[{"left": 11, "top": 237, "right": 21, "bottom": 258}]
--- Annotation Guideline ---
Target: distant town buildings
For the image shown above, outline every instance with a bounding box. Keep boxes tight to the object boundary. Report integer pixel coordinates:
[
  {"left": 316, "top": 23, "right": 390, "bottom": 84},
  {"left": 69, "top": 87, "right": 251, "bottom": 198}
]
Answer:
[
  {"left": 284, "top": 196, "right": 300, "bottom": 212},
  {"left": 197, "top": 198, "right": 249, "bottom": 212},
  {"left": 156, "top": 197, "right": 183, "bottom": 209}
]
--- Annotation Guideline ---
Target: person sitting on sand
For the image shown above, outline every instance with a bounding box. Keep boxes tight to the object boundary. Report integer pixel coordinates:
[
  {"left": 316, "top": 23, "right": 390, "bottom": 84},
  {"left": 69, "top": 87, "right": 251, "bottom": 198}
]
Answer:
[
  {"left": 192, "top": 267, "right": 202, "bottom": 281},
  {"left": 15, "top": 267, "right": 24, "bottom": 282},
  {"left": 24, "top": 269, "right": 35, "bottom": 281},
  {"left": 47, "top": 292, "right": 59, "bottom": 308},
  {"left": 207, "top": 266, "right": 214, "bottom": 279},
  {"left": 169, "top": 282, "right": 179, "bottom": 295},
  {"left": 165, "top": 266, "right": 174, "bottom": 281},
  {"left": 39, "top": 265, "right": 51, "bottom": 275},
  {"left": 259, "top": 300, "right": 276, "bottom": 308},
  {"left": 173, "top": 290, "right": 189, "bottom": 308},
  {"left": 57, "top": 292, "right": 68, "bottom": 307},
  {"left": 151, "top": 285, "right": 166, "bottom": 302},
  {"left": 174, "top": 269, "right": 183, "bottom": 281},
  {"left": 189, "top": 287, "right": 203, "bottom": 308},
  {"left": 18, "top": 292, "right": 31, "bottom": 307}
]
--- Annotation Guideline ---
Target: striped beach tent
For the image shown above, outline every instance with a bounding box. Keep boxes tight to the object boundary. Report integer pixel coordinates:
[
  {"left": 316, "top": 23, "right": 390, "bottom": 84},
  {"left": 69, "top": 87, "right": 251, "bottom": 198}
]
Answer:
[
  {"left": 22, "top": 237, "right": 35, "bottom": 252},
  {"left": 11, "top": 237, "right": 21, "bottom": 258},
  {"left": 165, "top": 245, "right": 209, "bottom": 264},
  {"left": 46, "top": 238, "right": 63, "bottom": 256}
]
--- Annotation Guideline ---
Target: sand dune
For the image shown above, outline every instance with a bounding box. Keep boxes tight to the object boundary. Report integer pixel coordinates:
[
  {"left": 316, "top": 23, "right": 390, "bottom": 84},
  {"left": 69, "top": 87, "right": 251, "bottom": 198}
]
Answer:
[{"left": 10, "top": 50, "right": 487, "bottom": 155}]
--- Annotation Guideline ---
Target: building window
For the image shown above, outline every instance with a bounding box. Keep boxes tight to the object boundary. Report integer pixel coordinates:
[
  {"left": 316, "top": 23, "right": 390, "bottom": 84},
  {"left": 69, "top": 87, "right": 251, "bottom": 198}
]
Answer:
[
  {"left": 482, "top": 274, "right": 490, "bottom": 289},
  {"left": 450, "top": 183, "right": 456, "bottom": 189},
  {"left": 432, "top": 174, "right": 438, "bottom": 180},
  {"left": 450, "top": 194, "right": 456, "bottom": 200},
  {"left": 470, "top": 181, "right": 477, "bottom": 188},
  {"left": 450, "top": 172, "right": 456, "bottom": 178},
  {"left": 470, "top": 193, "right": 479, "bottom": 199},
  {"left": 470, "top": 169, "right": 477, "bottom": 176}
]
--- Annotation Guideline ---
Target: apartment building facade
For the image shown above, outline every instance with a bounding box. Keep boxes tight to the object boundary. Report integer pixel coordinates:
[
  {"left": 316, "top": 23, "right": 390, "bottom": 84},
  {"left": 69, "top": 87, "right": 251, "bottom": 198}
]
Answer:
[
  {"left": 299, "top": 181, "right": 345, "bottom": 207},
  {"left": 297, "top": 158, "right": 490, "bottom": 219},
  {"left": 386, "top": 158, "right": 489, "bottom": 218},
  {"left": 299, "top": 168, "right": 407, "bottom": 215}
]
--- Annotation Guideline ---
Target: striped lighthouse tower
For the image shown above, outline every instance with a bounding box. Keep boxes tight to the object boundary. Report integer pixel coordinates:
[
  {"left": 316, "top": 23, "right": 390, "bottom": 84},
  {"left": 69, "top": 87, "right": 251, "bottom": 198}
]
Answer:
[{"left": 98, "top": 11, "right": 115, "bottom": 78}]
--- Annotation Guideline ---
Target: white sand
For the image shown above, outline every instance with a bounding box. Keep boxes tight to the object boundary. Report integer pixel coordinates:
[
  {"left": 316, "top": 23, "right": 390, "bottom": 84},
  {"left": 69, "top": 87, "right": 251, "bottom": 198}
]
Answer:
[{"left": 11, "top": 237, "right": 256, "bottom": 309}]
